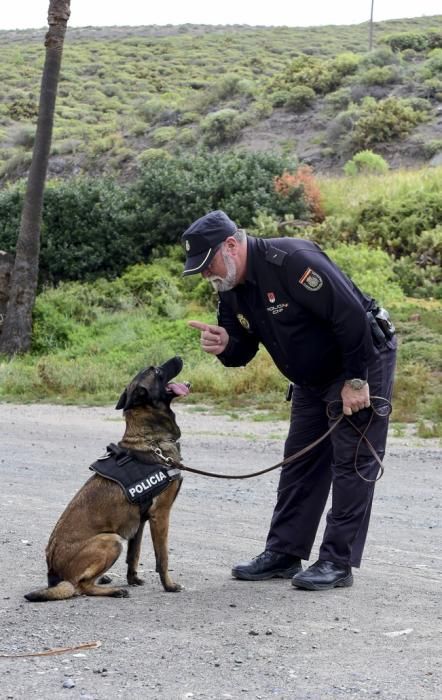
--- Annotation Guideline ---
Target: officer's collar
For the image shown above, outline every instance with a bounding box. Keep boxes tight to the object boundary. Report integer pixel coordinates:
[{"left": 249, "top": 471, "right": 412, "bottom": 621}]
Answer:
[{"left": 244, "top": 236, "right": 258, "bottom": 285}]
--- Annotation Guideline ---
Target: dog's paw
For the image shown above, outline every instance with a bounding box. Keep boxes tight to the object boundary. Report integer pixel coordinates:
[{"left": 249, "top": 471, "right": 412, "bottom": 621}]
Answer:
[
  {"left": 164, "top": 582, "right": 183, "bottom": 592},
  {"left": 127, "top": 575, "right": 144, "bottom": 586},
  {"left": 98, "top": 575, "right": 112, "bottom": 585},
  {"left": 111, "top": 588, "right": 130, "bottom": 598}
]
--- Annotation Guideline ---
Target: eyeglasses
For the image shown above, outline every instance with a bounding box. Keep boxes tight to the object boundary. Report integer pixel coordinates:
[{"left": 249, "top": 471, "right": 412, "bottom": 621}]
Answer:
[
  {"left": 204, "top": 243, "right": 224, "bottom": 273},
  {"left": 326, "top": 396, "right": 392, "bottom": 421}
]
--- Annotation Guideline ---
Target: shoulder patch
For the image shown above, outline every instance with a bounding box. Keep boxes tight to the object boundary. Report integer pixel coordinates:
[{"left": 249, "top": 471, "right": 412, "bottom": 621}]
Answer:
[
  {"left": 299, "top": 267, "right": 323, "bottom": 291},
  {"left": 265, "top": 246, "right": 287, "bottom": 266}
]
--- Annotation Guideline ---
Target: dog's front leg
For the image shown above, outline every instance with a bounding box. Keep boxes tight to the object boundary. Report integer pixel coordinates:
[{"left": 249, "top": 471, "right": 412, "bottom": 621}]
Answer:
[
  {"left": 126, "top": 522, "right": 146, "bottom": 586},
  {"left": 149, "top": 504, "right": 181, "bottom": 592}
]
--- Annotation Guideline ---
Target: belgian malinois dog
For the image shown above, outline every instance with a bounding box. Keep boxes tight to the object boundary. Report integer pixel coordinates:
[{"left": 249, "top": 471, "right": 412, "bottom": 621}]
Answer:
[{"left": 25, "top": 356, "right": 189, "bottom": 602}]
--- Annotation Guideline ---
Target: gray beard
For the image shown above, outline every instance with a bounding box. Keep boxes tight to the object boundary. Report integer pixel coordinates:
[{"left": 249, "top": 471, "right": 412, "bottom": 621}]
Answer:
[{"left": 207, "top": 250, "right": 237, "bottom": 292}]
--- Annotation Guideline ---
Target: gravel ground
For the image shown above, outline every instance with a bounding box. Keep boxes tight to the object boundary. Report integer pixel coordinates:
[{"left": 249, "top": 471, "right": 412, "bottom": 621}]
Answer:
[{"left": 0, "top": 401, "right": 441, "bottom": 700}]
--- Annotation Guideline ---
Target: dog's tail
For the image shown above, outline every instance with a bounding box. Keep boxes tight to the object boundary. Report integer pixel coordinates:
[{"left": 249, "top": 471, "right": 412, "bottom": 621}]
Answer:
[{"left": 24, "top": 581, "right": 76, "bottom": 602}]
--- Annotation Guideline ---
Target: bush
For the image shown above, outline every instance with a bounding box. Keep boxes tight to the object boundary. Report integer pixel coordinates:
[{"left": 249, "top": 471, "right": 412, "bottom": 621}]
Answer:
[
  {"left": 0, "top": 178, "right": 140, "bottom": 285},
  {"left": 270, "top": 54, "right": 343, "bottom": 96},
  {"left": 381, "top": 31, "right": 438, "bottom": 53},
  {"left": 356, "top": 191, "right": 442, "bottom": 259},
  {"left": 270, "top": 90, "right": 292, "bottom": 107},
  {"left": 351, "top": 97, "right": 426, "bottom": 149},
  {"left": 360, "top": 47, "right": 400, "bottom": 68},
  {"left": 359, "top": 66, "right": 398, "bottom": 86},
  {"left": 132, "top": 151, "right": 308, "bottom": 245},
  {"left": 137, "top": 148, "right": 171, "bottom": 165},
  {"left": 393, "top": 227, "right": 442, "bottom": 298},
  {"left": 151, "top": 126, "right": 177, "bottom": 145},
  {"left": 285, "top": 86, "right": 316, "bottom": 112},
  {"left": 274, "top": 166, "right": 325, "bottom": 222},
  {"left": 326, "top": 244, "right": 404, "bottom": 306},
  {"left": 200, "top": 109, "right": 245, "bottom": 147},
  {"left": 7, "top": 125, "right": 35, "bottom": 149},
  {"left": 332, "top": 53, "right": 361, "bottom": 76},
  {"left": 0, "top": 152, "right": 320, "bottom": 285},
  {"left": 324, "top": 88, "right": 352, "bottom": 113},
  {"left": 421, "top": 48, "right": 442, "bottom": 79},
  {"left": 343, "top": 150, "right": 389, "bottom": 176},
  {"left": 421, "top": 77, "right": 442, "bottom": 100}
]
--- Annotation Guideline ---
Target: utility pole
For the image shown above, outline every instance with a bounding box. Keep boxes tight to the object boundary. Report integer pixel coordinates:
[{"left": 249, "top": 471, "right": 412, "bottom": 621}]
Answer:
[{"left": 369, "top": 0, "right": 375, "bottom": 51}]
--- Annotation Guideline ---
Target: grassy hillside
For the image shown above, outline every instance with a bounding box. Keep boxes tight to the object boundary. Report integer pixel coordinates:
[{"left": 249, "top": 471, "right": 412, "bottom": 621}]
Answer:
[{"left": 0, "top": 16, "right": 441, "bottom": 182}]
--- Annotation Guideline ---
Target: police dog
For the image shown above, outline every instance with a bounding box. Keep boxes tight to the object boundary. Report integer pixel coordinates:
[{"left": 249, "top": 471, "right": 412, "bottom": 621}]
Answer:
[{"left": 24, "top": 356, "right": 189, "bottom": 602}]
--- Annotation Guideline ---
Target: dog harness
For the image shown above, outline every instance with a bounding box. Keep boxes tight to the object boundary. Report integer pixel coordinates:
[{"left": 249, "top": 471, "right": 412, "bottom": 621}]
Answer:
[{"left": 90, "top": 443, "right": 182, "bottom": 516}]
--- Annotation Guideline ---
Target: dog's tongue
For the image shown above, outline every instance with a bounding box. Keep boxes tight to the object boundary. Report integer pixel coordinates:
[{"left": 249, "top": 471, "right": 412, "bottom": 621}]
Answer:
[{"left": 166, "top": 382, "right": 190, "bottom": 397}]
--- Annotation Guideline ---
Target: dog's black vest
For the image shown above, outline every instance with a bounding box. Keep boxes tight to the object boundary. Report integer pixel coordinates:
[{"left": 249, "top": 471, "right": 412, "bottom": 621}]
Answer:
[{"left": 90, "top": 443, "right": 182, "bottom": 515}]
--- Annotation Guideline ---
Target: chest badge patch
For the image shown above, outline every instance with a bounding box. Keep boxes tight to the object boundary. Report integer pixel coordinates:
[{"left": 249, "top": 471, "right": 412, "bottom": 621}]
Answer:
[
  {"left": 267, "top": 292, "right": 276, "bottom": 303},
  {"left": 299, "top": 267, "right": 323, "bottom": 292},
  {"left": 237, "top": 313, "right": 250, "bottom": 330}
]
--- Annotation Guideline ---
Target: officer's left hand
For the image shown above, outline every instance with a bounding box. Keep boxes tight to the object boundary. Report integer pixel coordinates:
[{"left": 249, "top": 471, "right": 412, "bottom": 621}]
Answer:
[{"left": 341, "top": 383, "right": 370, "bottom": 416}]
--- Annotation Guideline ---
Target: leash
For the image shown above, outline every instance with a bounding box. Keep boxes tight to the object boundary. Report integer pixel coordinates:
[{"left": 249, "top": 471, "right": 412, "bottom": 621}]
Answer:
[{"left": 154, "top": 397, "right": 392, "bottom": 483}]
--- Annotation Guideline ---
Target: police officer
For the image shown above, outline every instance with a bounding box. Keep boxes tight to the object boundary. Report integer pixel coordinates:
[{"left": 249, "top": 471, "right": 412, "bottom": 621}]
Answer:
[{"left": 183, "top": 210, "right": 396, "bottom": 591}]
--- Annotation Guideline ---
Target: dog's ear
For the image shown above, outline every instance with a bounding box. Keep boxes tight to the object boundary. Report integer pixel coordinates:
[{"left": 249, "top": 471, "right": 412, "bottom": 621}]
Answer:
[
  {"left": 115, "top": 389, "right": 127, "bottom": 411},
  {"left": 116, "top": 386, "right": 150, "bottom": 411}
]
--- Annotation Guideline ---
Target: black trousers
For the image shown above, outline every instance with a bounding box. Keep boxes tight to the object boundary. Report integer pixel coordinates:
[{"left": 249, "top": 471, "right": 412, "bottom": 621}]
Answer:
[{"left": 265, "top": 338, "right": 397, "bottom": 568}]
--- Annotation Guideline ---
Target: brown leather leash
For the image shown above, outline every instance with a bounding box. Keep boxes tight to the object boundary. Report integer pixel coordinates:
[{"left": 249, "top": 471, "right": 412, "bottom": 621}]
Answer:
[{"left": 155, "top": 397, "right": 391, "bottom": 484}]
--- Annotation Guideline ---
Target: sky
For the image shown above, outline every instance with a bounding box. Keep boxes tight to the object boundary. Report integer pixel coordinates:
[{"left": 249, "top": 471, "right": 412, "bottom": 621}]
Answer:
[{"left": 1, "top": 1, "right": 441, "bottom": 31}]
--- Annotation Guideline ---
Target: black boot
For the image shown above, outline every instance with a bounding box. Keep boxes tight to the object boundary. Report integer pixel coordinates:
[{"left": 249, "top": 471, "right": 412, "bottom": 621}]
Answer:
[
  {"left": 292, "top": 559, "right": 353, "bottom": 590},
  {"left": 232, "top": 550, "right": 302, "bottom": 581}
]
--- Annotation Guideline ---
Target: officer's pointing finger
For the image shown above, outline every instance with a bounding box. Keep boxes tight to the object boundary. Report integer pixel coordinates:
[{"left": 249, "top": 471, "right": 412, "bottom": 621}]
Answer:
[{"left": 188, "top": 320, "right": 209, "bottom": 332}]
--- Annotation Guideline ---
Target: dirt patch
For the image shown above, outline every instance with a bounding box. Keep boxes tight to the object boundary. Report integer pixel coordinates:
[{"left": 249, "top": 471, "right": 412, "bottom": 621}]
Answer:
[{"left": 0, "top": 402, "right": 440, "bottom": 699}]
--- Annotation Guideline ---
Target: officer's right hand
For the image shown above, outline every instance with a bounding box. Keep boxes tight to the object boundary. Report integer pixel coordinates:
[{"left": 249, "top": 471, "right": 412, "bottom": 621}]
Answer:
[{"left": 188, "top": 320, "right": 229, "bottom": 355}]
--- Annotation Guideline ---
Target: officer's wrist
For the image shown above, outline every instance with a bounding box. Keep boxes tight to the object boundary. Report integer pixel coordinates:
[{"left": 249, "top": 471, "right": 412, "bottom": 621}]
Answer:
[{"left": 344, "top": 378, "right": 367, "bottom": 391}]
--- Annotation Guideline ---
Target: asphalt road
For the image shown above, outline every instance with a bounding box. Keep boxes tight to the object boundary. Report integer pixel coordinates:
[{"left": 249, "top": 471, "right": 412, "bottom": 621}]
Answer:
[{"left": 0, "top": 402, "right": 440, "bottom": 699}]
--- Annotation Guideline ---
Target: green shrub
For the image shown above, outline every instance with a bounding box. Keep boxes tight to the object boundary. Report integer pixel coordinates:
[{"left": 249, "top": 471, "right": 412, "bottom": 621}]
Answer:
[
  {"left": 132, "top": 150, "right": 307, "bottom": 244},
  {"left": 6, "top": 97, "right": 38, "bottom": 120},
  {"left": 351, "top": 97, "right": 426, "bottom": 149},
  {"left": 359, "top": 66, "right": 398, "bottom": 86},
  {"left": 424, "top": 139, "right": 442, "bottom": 157},
  {"left": 272, "top": 54, "right": 342, "bottom": 95},
  {"left": 324, "top": 88, "right": 352, "bottom": 113},
  {"left": 332, "top": 52, "right": 361, "bottom": 76},
  {"left": 137, "top": 148, "right": 171, "bottom": 164},
  {"left": 120, "top": 262, "right": 185, "bottom": 319},
  {"left": 151, "top": 126, "right": 177, "bottom": 145},
  {"left": 285, "top": 86, "right": 316, "bottom": 112},
  {"left": 0, "top": 151, "right": 316, "bottom": 285},
  {"left": 326, "top": 244, "right": 404, "bottom": 306},
  {"left": 270, "top": 90, "right": 292, "bottom": 107},
  {"left": 176, "top": 128, "right": 198, "bottom": 146},
  {"left": 356, "top": 191, "right": 442, "bottom": 259},
  {"left": 392, "top": 227, "right": 442, "bottom": 299},
  {"left": 421, "top": 48, "right": 442, "bottom": 79},
  {"left": 343, "top": 150, "right": 389, "bottom": 176},
  {"left": 200, "top": 109, "right": 244, "bottom": 147},
  {"left": 31, "top": 297, "right": 77, "bottom": 354},
  {"left": 8, "top": 125, "right": 35, "bottom": 149},
  {"left": 421, "top": 77, "right": 442, "bottom": 100},
  {"left": 136, "top": 98, "right": 166, "bottom": 123},
  {"left": 381, "top": 31, "right": 434, "bottom": 53},
  {"left": 360, "top": 46, "right": 400, "bottom": 67},
  {"left": 0, "top": 151, "right": 32, "bottom": 180}
]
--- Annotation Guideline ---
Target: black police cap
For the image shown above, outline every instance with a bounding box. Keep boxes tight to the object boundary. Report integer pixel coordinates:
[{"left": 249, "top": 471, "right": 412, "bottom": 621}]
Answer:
[{"left": 182, "top": 210, "right": 237, "bottom": 276}]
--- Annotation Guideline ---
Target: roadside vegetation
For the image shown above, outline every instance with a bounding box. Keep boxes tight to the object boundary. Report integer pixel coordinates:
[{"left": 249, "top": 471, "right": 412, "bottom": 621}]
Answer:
[{"left": 0, "top": 156, "right": 440, "bottom": 436}]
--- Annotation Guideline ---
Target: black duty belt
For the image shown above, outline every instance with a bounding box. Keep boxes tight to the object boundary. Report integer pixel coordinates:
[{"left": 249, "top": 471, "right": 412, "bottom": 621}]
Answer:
[
  {"left": 367, "top": 306, "right": 396, "bottom": 346},
  {"left": 90, "top": 443, "right": 182, "bottom": 510}
]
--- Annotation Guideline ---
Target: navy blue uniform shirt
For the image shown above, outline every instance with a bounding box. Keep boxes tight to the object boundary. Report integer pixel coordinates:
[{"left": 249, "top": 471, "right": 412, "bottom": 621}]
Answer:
[{"left": 217, "top": 236, "right": 377, "bottom": 387}]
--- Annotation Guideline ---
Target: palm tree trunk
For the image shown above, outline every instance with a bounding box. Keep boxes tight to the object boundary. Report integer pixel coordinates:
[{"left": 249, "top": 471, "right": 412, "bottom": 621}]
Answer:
[{"left": 0, "top": 1, "right": 71, "bottom": 355}]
